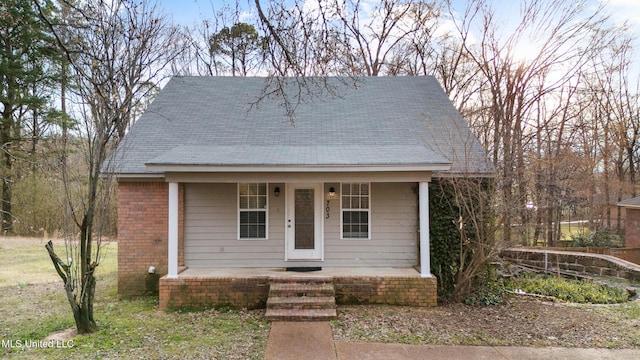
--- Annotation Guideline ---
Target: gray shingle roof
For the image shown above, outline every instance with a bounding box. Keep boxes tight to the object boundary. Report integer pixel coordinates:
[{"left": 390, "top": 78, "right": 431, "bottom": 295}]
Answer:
[
  {"left": 109, "top": 76, "right": 491, "bottom": 175},
  {"left": 618, "top": 196, "right": 640, "bottom": 208}
]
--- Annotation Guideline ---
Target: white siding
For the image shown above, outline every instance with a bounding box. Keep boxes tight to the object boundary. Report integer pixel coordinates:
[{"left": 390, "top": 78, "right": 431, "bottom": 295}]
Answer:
[
  {"left": 184, "top": 183, "right": 285, "bottom": 268},
  {"left": 184, "top": 182, "right": 418, "bottom": 268},
  {"left": 323, "top": 182, "right": 418, "bottom": 267}
]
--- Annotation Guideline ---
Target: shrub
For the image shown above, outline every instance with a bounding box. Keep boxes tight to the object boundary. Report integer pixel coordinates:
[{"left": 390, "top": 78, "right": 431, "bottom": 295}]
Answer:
[
  {"left": 570, "top": 228, "right": 622, "bottom": 248},
  {"left": 504, "top": 273, "right": 628, "bottom": 304}
]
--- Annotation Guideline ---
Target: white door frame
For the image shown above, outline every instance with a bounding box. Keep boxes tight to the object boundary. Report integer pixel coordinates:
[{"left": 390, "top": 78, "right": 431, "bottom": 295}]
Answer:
[{"left": 285, "top": 183, "right": 324, "bottom": 261}]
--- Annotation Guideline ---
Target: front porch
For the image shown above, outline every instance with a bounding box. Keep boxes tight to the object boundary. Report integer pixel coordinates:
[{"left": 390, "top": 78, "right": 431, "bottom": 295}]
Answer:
[{"left": 159, "top": 267, "right": 437, "bottom": 311}]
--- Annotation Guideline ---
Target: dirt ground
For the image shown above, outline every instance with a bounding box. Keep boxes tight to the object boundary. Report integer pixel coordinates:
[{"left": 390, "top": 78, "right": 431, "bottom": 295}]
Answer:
[{"left": 332, "top": 298, "right": 640, "bottom": 348}]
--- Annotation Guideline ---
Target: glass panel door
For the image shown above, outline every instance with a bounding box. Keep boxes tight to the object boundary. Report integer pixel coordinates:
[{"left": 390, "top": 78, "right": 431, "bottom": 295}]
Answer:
[
  {"left": 286, "top": 183, "right": 323, "bottom": 260},
  {"left": 294, "top": 189, "right": 315, "bottom": 249}
]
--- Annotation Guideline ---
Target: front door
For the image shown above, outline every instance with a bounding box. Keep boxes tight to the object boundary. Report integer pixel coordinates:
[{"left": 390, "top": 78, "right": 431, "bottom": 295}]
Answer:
[{"left": 286, "top": 183, "right": 323, "bottom": 260}]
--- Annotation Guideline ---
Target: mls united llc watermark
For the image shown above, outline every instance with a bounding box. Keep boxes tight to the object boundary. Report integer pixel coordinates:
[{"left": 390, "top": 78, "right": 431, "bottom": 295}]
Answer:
[{"left": 2, "top": 339, "right": 74, "bottom": 349}]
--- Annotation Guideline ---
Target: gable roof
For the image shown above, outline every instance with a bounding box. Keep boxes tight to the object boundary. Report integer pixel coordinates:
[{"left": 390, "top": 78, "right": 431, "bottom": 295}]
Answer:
[{"left": 110, "top": 76, "right": 491, "bottom": 176}]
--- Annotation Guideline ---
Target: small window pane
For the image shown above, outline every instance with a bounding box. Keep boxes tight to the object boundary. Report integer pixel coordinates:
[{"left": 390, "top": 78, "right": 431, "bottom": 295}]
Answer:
[
  {"left": 361, "top": 183, "right": 369, "bottom": 195},
  {"left": 361, "top": 197, "right": 369, "bottom": 209},
  {"left": 353, "top": 197, "right": 361, "bottom": 209},
  {"left": 258, "top": 195, "right": 267, "bottom": 208},
  {"left": 240, "top": 225, "right": 249, "bottom": 238},
  {"left": 343, "top": 184, "right": 350, "bottom": 195},
  {"left": 351, "top": 183, "right": 360, "bottom": 195},
  {"left": 239, "top": 197, "right": 248, "bottom": 209}
]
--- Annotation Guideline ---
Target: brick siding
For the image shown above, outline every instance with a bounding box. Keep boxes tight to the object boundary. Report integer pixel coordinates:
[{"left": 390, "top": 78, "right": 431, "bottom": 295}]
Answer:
[
  {"left": 625, "top": 208, "right": 640, "bottom": 248},
  {"left": 118, "top": 181, "right": 183, "bottom": 296}
]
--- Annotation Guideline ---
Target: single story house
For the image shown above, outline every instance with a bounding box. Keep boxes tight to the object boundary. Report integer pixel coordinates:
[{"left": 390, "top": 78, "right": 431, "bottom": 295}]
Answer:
[{"left": 110, "top": 76, "right": 490, "bottom": 312}]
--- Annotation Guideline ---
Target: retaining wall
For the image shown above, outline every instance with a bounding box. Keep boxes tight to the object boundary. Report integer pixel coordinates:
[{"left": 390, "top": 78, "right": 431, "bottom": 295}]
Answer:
[{"left": 501, "top": 248, "right": 640, "bottom": 282}]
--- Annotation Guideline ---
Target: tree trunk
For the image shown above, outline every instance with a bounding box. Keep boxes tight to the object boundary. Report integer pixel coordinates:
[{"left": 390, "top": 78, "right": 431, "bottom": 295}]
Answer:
[
  {"left": 1, "top": 112, "right": 13, "bottom": 234},
  {"left": 45, "top": 240, "right": 97, "bottom": 334}
]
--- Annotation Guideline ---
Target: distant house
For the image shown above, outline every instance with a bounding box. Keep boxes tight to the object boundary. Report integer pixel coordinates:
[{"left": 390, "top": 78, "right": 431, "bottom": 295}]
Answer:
[
  {"left": 618, "top": 197, "right": 640, "bottom": 248},
  {"left": 110, "top": 76, "right": 490, "bottom": 311}
]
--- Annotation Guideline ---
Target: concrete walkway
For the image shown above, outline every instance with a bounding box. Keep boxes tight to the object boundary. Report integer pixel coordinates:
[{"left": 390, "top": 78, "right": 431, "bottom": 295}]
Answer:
[
  {"left": 265, "top": 322, "right": 336, "bottom": 360},
  {"left": 264, "top": 321, "right": 640, "bottom": 360}
]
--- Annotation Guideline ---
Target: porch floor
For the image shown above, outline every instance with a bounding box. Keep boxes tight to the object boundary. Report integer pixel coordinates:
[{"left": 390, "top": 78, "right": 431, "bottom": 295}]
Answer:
[{"left": 174, "top": 267, "right": 423, "bottom": 278}]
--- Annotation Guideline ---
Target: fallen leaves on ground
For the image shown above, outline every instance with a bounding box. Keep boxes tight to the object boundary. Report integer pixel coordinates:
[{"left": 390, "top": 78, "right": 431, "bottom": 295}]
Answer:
[{"left": 331, "top": 298, "right": 640, "bottom": 349}]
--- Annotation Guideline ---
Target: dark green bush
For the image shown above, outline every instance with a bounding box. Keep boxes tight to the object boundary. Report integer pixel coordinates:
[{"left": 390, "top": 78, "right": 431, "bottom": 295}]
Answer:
[{"left": 570, "top": 228, "right": 622, "bottom": 248}]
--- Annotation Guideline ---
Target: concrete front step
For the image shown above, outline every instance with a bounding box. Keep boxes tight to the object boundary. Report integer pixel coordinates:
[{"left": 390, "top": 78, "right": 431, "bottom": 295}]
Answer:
[
  {"left": 264, "top": 308, "right": 337, "bottom": 321},
  {"left": 267, "top": 296, "right": 337, "bottom": 310},
  {"left": 268, "top": 282, "right": 336, "bottom": 298}
]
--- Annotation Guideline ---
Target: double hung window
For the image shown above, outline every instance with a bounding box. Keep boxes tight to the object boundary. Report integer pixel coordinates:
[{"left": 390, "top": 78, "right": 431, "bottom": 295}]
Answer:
[
  {"left": 341, "top": 183, "right": 370, "bottom": 239},
  {"left": 238, "top": 183, "right": 268, "bottom": 239}
]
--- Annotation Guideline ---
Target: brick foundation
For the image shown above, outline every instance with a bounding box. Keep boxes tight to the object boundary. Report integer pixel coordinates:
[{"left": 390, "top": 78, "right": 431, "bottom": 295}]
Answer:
[
  {"left": 334, "top": 276, "right": 437, "bottom": 307},
  {"left": 118, "top": 181, "right": 183, "bottom": 296},
  {"left": 159, "top": 277, "right": 271, "bottom": 310},
  {"left": 158, "top": 274, "right": 437, "bottom": 311}
]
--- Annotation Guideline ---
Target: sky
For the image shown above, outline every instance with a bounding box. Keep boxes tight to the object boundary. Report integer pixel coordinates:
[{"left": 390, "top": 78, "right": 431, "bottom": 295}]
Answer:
[
  {"left": 157, "top": 0, "right": 640, "bottom": 28},
  {"left": 156, "top": 0, "right": 640, "bottom": 72}
]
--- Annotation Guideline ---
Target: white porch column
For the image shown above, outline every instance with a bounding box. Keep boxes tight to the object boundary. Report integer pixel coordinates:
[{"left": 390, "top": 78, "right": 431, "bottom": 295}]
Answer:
[
  {"left": 167, "top": 182, "right": 179, "bottom": 279},
  {"left": 419, "top": 181, "right": 432, "bottom": 278}
]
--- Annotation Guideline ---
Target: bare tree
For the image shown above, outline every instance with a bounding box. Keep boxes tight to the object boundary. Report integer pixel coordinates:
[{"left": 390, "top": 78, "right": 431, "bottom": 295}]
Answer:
[
  {"left": 582, "top": 30, "right": 638, "bottom": 234},
  {"left": 37, "top": 0, "right": 181, "bottom": 334},
  {"left": 332, "top": 0, "right": 440, "bottom": 76},
  {"left": 447, "top": 0, "right": 615, "bottom": 244}
]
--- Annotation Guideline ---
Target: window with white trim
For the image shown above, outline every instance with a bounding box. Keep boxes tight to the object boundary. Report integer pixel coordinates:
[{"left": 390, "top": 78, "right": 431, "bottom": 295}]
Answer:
[
  {"left": 238, "top": 183, "right": 268, "bottom": 239},
  {"left": 341, "top": 183, "right": 370, "bottom": 239}
]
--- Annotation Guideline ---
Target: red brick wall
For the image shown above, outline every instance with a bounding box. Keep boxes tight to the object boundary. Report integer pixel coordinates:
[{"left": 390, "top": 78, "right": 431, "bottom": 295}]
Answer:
[
  {"left": 118, "top": 181, "right": 183, "bottom": 296},
  {"left": 625, "top": 208, "right": 640, "bottom": 248},
  {"left": 159, "top": 275, "right": 437, "bottom": 310},
  {"left": 159, "top": 277, "right": 270, "bottom": 310},
  {"left": 334, "top": 276, "right": 437, "bottom": 307}
]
